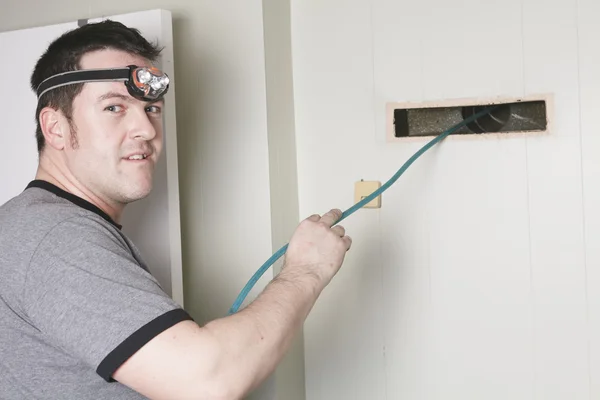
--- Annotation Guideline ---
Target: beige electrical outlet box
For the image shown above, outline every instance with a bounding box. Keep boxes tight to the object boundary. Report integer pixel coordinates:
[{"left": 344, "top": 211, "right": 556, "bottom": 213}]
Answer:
[{"left": 354, "top": 180, "right": 382, "bottom": 208}]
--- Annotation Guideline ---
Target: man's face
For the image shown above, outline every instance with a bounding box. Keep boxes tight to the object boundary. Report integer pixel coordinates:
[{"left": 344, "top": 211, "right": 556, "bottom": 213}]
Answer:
[{"left": 62, "top": 49, "right": 164, "bottom": 205}]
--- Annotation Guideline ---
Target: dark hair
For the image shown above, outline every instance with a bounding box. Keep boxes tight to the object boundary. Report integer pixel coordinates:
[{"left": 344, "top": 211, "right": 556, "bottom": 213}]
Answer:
[{"left": 30, "top": 20, "right": 163, "bottom": 152}]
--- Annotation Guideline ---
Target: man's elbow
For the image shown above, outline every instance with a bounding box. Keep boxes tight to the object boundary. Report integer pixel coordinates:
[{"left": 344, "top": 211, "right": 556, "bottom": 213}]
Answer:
[
  {"left": 118, "top": 354, "right": 247, "bottom": 400},
  {"left": 188, "top": 365, "right": 249, "bottom": 400},
  {"left": 112, "top": 320, "right": 251, "bottom": 400},
  {"left": 171, "top": 347, "right": 251, "bottom": 399},
  {"left": 187, "top": 381, "right": 242, "bottom": 400}
]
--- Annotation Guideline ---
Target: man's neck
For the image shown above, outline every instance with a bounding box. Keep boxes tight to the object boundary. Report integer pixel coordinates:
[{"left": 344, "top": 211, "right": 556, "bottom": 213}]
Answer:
[{"left": 35, "top": 161, "right": 123, "bottom": 224}]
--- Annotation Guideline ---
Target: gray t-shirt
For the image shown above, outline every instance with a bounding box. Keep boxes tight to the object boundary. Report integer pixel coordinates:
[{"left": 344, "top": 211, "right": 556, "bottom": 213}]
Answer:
[{"left": 0, "top": 180, "right": 193, "bottom": 399}]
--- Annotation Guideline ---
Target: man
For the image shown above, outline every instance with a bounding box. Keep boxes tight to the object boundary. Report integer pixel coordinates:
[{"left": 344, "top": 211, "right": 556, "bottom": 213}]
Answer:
[{"left": 0, "top": 20, "right": 351, "bottom": 399}]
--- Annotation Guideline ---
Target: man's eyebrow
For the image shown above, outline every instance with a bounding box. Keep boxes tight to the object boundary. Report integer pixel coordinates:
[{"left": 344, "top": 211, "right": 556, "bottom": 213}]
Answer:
[
  {"left": 97, "top": 91, "right": 164, "bottom": 105},
  {"left": 97, "top": 92, "right": 134, "bottom": 103}
]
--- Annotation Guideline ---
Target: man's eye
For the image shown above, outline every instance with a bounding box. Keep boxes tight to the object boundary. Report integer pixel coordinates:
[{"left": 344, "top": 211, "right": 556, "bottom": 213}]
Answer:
[
  {"left": 105, "top": 105, "right": 124, "bottom": 112},
  {"left": 146, "top": 105, "right": 162, "bottom": 114}
]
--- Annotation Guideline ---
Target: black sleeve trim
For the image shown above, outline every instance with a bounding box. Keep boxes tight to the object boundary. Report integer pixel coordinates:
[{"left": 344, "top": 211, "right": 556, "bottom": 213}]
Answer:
[{"left": 96, "top": 308, "right": 193, "bottom": 382}]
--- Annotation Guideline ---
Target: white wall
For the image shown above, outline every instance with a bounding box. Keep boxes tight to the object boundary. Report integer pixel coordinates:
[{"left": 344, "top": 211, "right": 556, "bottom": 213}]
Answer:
[{"left": 291, "top": 0, "right": 600, "bottom": 398}]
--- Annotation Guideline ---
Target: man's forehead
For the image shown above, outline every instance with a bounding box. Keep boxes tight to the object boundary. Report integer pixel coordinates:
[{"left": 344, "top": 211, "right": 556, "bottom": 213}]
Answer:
[
  {"left": 87, "top": 82, "right": 131, "bottom": 99},
  {"left": 79, "top": 49, "right": 153, "bottom": 70}
]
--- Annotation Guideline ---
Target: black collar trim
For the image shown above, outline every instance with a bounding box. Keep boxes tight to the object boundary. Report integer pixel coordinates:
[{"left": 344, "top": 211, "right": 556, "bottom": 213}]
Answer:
[{"left": 25, "top": 180, "right": 122, "bottom": 230}]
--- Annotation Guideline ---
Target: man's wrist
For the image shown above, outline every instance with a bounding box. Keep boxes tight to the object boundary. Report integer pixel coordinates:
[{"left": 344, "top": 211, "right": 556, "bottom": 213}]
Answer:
[{"left": 275, "top": 264, "right": 324, "bottom": 299}]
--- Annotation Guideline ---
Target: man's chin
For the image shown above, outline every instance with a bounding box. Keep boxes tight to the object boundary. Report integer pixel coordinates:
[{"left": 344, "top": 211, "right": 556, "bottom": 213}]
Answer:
[{"left": 121, "top": 182, "right": 153, "bottom": 204}]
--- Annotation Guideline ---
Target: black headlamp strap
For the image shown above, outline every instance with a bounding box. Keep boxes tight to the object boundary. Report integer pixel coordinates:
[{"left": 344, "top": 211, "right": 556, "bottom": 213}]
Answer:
[{"left": 36, "top": 68, "right": 130, "bottom": 99}]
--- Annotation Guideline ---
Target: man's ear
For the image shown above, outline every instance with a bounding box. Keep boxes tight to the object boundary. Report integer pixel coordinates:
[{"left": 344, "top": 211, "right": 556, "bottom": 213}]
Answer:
[{"left": 39, "top": 107, "right": 68, "bottom": 150}]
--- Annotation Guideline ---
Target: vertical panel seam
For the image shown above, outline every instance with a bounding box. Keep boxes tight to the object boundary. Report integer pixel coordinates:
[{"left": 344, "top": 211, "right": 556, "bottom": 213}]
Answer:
[{"left": 574, "top": 0, "right": 592, "bottom": 397}]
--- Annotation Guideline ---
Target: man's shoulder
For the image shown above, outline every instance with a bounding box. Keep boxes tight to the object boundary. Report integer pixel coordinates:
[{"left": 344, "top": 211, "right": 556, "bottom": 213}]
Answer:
[
  {"left": 0, "top": 185, "right": 132, "bottom": 329},
  {"left": 0, "top": 186, "right": 129, "bottom": 275},
  {"left": 0, "top": 185, "right": 118, "bottom": 235}
]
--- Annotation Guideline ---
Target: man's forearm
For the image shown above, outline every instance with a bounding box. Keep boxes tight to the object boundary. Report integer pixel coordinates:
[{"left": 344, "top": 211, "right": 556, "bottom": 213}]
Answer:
[{"left": 202, "top": 266, "right": 322, "bottom": 397}]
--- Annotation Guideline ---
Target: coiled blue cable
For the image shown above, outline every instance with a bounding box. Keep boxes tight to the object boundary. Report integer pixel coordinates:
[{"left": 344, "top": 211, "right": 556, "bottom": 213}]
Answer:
[{"left": 228, "top": 105, "right": 499, "bottom": 315}]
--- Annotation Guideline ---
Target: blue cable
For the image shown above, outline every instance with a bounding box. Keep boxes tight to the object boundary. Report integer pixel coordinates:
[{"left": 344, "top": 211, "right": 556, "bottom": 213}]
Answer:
[{"left": 228, "top": 105, "right": 499, "bottom": 315}]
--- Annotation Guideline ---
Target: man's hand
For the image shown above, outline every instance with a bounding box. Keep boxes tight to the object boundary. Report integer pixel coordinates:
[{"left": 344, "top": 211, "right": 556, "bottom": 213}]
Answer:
[{"left": 282, "top": 209, "right": 352, "bottom": 291}]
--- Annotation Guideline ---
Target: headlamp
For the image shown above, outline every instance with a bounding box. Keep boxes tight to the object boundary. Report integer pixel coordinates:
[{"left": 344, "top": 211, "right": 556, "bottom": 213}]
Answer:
[{"left": 36, "top": 65, "right": 170, "bottom": 101}]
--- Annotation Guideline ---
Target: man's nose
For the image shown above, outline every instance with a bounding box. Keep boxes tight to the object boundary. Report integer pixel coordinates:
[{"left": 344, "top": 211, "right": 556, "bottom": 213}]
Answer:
[{"left": 129, "top": 107, "right": 157, "bottom": 140}]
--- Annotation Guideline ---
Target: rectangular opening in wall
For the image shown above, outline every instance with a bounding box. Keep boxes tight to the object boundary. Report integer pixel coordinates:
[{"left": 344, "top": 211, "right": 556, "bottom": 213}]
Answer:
[{"left": 386, "top": 95, "right": 551, "bottom": 140}]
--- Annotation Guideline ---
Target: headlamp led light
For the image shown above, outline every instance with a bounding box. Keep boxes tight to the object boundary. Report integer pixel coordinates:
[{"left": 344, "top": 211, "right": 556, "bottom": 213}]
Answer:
[{"left": 36, "top": 65, "right": 170, "bottom": 101}]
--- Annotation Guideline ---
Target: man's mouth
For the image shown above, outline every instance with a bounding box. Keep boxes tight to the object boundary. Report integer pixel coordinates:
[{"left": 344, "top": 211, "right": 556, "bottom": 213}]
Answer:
[
  {"left": 123, "top": 152, "right": 151, "bottom": 161},
  {"left": 126, "top": 154, "right": 148, "bottom": 160}
]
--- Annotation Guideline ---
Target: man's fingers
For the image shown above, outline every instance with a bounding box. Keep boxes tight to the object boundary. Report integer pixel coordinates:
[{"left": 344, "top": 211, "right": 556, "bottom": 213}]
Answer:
[
  {"left": 342, "top": 235, "right": 352, "bottom": 250},
  {"left": 319, "top": 209, "right": 342, "bottom": 227},
  {"left": 305, "top": 214, "right": 320, "bottom": 222},
  {"left": 331, "top": 225, "right": 345, "bottom": 237}
]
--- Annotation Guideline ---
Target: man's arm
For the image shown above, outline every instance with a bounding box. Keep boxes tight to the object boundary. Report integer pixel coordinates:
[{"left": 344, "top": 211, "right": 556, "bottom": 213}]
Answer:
[
  {"left": 113, "top": 209, "right": 352, "bottom": 399},
  {"left": 114, "top": 270, "right": 320, "bottom": 399}
]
